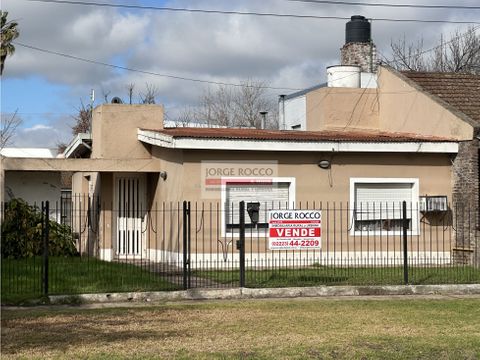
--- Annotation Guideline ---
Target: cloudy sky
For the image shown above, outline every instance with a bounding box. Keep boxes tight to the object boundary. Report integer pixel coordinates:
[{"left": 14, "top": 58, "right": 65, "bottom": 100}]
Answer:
[{"left": 1, "top": 0, "right": 478, "bottom": 148}]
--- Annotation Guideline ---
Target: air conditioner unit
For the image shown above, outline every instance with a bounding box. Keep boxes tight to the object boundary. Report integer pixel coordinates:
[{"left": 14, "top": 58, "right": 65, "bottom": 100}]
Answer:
[{"left": 419, "top": 196, "right": 448, "bottom": 213}]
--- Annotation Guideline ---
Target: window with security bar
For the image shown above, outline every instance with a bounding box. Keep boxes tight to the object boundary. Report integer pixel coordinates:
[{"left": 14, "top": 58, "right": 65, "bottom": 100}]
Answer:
[
  {"left": 350, "top": 178, "right": 419, "bottom": 235},
  {"left": 222, "top": 178, "right": 295, "bottom": 235}
]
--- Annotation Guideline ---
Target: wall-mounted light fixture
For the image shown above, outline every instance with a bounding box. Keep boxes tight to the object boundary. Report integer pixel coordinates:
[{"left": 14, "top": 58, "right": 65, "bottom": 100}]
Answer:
[
  {"left": 159, "top": 171, "right": 168, "bottom": 181},
  {"left": 318, "top": 160, "right": 331, "bottom": 169}
]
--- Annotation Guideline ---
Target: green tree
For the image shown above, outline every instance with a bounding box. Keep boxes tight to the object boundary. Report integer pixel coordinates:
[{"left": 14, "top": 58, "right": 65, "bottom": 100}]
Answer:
[{"left": 1, "top": 10, "right": 19, "bottom": 76}]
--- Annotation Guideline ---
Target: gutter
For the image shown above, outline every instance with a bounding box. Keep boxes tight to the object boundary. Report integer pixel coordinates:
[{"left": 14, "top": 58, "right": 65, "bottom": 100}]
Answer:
[{"left": 138, "top": 129, "right": 459, "bottom": 154}]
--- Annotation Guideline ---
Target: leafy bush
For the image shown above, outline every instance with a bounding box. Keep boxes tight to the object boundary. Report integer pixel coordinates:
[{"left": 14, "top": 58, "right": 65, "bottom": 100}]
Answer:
[{"left": 1, "top": 199, "right": 78, "bottom": 258}]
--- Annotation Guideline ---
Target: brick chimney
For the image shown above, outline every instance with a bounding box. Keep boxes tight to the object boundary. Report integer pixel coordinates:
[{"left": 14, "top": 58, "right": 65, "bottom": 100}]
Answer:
[{"left": 340, "top": 15, "right": 377, "bottom": 73}]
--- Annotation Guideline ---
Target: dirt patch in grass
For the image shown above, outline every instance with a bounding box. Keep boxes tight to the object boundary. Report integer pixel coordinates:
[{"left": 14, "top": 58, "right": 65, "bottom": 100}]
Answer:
[{"left": 2, "top": 298, "right": 480, "bottom": 359}]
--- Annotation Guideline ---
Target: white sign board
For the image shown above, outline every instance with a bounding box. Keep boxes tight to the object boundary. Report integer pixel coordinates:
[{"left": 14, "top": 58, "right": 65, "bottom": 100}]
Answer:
[{"left": 268, "top": 210, "right": 322, "bottom": 250}]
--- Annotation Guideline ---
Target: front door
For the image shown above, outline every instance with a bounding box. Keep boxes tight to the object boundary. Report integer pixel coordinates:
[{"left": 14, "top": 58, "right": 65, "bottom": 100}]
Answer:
[{"left": 115, "top": 174, "right": 147, "bottom": 258}]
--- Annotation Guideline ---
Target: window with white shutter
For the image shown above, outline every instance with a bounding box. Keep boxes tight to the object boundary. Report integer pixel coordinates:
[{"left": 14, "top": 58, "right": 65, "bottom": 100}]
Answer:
[
  {"left": 222, "top": 178, "right": 295, "bottom": 235},
  {"left": 350, "top": 178, "right": 419, "bottom": 235}
]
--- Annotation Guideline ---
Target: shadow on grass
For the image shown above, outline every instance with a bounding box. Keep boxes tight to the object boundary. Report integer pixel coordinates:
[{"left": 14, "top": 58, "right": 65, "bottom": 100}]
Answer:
[{"left": 1, "top": 313, "right": 186, "bottom": 355}]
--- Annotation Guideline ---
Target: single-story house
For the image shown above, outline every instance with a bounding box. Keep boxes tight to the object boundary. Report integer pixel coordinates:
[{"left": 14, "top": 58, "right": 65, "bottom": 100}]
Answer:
[
  {"left": 42, "top": 100, "right": 462, "bottom": 266},
  {"left": 2, "top": 15, "right": 478, "bottom": 267}
]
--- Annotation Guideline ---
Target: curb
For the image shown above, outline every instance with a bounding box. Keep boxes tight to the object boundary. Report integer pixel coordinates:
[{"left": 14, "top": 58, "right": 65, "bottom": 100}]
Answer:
[{"left": 47, "top": 284, "right": 480, "bottom": 305}]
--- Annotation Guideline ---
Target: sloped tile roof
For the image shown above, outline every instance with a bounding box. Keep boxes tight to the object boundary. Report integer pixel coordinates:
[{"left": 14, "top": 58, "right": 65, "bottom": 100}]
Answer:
[
  {"left": 144, "top": 127, "right": 454, "bottom": 142},
  {"left": 401, "top": 71, "right": 480, "bottom": 124}
]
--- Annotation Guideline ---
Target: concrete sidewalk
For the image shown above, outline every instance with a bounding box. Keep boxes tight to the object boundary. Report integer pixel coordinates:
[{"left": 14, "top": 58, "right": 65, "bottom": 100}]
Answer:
[
  {"left": 3, "top": 284, "right": 478, "bottom": 309},
  {"left": 50, "top": 283, "right": 480, "bottom": 303}
]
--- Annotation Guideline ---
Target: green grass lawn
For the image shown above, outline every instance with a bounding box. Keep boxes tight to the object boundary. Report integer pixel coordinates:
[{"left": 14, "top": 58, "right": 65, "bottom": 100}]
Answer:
[
  {"left": 195, "top": 265, "right": 480, "bottom": 288},
  {"left": 2, "top": 297, "right": 480, "bottom": 359},
  {"left": 3, "top": 256, "right": 479, "bottom": 305},
  {"left": 1, "top": 257, "right": 179, "bottom": 305}
]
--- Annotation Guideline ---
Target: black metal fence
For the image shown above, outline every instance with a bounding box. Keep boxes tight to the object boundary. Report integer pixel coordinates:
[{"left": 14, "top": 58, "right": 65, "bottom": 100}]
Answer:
[{"left": 1, "top": 197, "right": 479, "bottom": 303}]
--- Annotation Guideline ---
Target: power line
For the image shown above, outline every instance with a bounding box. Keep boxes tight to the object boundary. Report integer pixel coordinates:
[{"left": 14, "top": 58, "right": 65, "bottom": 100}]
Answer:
[
  {"left": 284, "top": 0, "right": 480, "bottom": 10},
  {"left": 379, "top": 24, "right": 480, "bottom": 65},
  {"left": 13, "top": 42, "right": 302, "bottom": 91},
  {"left": 415, "top": 25, "right": 480, "bottom": 58},
  {"left": 25, "top": 0, "right": 480, "bottom": 24}
]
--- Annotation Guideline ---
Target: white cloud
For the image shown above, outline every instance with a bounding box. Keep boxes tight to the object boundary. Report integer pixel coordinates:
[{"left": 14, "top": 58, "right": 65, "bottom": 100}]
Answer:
[
  {"left": 2, "top": 0, "right": 478, "bottom": 147},
  {"left": 23, "top": 124, "right": 52, "bottom": 132},
  {"left": 3, "top": 0, "right": 149, "bottom": 84},
  {"left": 12, "top": 115, "right": 73, "bottom": 148}
]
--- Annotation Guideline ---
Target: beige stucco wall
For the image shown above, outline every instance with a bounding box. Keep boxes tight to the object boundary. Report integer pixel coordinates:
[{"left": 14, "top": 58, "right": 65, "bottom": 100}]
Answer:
[
  {"left": 304, "top": 66, "right": 474, "bottom": 140},
  {"left": 98, "top": 173, "right": 113, "bottom": 253},
  {"left": 171, "top": 150, "right": 453, "bottom": 204},
  {"left": 91, "top": 104, "right": 164, "bottom": 159},
  {"left": 306, "top": 88, "right": 379, "bottom": 131},
  {"left": 138, "top": 149, "right": 454, "bottom": 255},
  {"left": 150, "top": 147, "right": 185, "bottom": 202},
  {"left": 76, "top": 145, "right": 456, "bottom": 257},
  {"left": 377, "top": 67, "right": 474, "bottom": 140}
]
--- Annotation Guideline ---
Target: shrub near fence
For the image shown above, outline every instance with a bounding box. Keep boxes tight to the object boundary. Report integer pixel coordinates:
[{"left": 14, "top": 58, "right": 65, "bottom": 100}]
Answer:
[{"left": 1, "top": 199, "right": 479, "bottom": 304}]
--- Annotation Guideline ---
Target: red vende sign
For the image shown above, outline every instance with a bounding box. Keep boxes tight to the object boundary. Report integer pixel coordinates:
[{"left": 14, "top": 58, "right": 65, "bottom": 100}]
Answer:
[
  {"left": 268, "top": 210, "right": 322, "bottom": 250},
  {"left": 269, "top": 227, "right": 321, "bottom": 238}
]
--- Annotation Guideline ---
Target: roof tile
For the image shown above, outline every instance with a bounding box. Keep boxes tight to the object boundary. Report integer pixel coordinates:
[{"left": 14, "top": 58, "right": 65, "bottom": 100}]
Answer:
[{"left": 142, "top": 127, "right": 454, "bottom": 142}]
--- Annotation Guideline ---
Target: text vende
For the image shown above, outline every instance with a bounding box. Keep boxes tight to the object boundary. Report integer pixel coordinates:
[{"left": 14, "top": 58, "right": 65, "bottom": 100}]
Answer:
[{"left": 270, "top": 228, "right": 321, "bottom": 238}]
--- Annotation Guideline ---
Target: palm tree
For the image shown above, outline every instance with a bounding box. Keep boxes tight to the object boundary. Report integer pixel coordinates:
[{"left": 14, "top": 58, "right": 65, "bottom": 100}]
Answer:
[{"left": 1, "top": 11, "right": 19, "bottom": 76}]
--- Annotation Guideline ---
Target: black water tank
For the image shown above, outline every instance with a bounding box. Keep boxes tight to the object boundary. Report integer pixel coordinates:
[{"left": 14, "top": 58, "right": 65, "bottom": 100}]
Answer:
[{"left": 346, "top": 15, "right": 371, "bottom": 44}]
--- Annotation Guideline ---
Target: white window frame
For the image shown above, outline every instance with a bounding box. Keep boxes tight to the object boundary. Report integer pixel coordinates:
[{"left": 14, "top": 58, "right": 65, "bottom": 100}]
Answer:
[
  {"left": 349, "top": 178, "right": 419, "bottom": 236},
  {"left": 220, "top": 177, "right": 296, "bottom": 238}
]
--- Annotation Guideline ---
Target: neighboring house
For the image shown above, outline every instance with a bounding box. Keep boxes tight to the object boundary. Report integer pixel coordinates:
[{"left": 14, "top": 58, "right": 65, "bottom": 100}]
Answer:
[{"left": 0, "top": 147, "right": 67, "bottom": 221}]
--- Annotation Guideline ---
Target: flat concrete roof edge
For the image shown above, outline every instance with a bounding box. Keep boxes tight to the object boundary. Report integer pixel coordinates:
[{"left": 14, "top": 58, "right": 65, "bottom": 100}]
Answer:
[
  {"left": 47, "top": 284, "right": 480, "bottom": 305},
  {"left": 2, "top": 157, "right": 162, "bottom": 172}
]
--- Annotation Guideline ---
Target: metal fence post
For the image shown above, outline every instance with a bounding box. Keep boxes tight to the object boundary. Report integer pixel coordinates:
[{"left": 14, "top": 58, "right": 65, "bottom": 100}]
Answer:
[
  {"left": 43, "top": 201, "right": 50, "bottom": 296},
  {"left": 187, "top": 201, "right": 191, "bottom": 289},
  {"left": 182, "top": 201, "right": 192, "bottom": 290},
  {"left": 182, "top": 200, "right": 189, "bottom": 290},
  {"left": 402, "top": 200, "right": 409, "bottom": 285},
  {"left": 238, "top": 201, "right": 246, "bottom": 288}
]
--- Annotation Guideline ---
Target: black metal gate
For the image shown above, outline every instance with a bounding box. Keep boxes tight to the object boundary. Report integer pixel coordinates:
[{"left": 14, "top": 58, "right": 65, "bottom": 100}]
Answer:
[
  {"left": 181, "top": 200, "right": 438, "bottom": 289},
  {"left": 182, "top": 201, "right": 246, "bottom": 290}
]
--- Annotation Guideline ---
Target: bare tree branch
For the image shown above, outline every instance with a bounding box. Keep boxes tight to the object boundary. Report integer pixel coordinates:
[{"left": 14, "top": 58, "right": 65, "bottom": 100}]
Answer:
[
  {"left": 389, "top": 36, "right": 426, "bottom": 71},
  {"left": 56, "top": 141, "right": 67, "bottom": 154},
  {"left": 101, "top": 87, "right": 111, "bottom": 103},
  {"left": 126, "top": 83, "right": 135, "bottom": 105},
  {"left": 174, "top": 107, "right": 196, "bottom": 127},
  {"left": 192, "top": 80, "right": 278, "bottom": 129},
  {"left": 1, "top": 109, "right": 21, "bottom": 149},
  {"left": 390, "top": 27, "right": 480, "bottom": 74},
  {"left": 71, "top": 101, "right": 92, "bottom": 135},
  {"left": 140, "top": 83, "right": 158, "bottom": 104}
]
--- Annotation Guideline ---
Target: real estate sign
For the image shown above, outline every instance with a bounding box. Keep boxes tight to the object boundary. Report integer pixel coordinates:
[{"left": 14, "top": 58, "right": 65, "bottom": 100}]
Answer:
[{"left": 268, "top": 210, "right": 322, "bottom": 250}]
